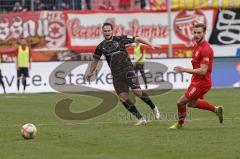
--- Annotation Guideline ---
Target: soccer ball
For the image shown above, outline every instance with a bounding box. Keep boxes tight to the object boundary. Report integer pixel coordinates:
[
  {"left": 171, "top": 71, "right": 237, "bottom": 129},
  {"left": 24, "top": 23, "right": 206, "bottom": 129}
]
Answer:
[{"left": 21, "top": 123, "right": 37, "bottom": 139}]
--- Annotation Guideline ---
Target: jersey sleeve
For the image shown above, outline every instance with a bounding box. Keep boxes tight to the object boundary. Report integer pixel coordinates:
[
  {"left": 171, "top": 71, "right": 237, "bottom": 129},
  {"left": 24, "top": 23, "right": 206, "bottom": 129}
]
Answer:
[
  {"left": 200, "top": 49, "right": 211, "bottom": 65},
  {"left": 93, "top": 45, "right": 102, "bottom": 60},
  {"left": 121, "top": 35, "right": 135, "bottom": 44}
]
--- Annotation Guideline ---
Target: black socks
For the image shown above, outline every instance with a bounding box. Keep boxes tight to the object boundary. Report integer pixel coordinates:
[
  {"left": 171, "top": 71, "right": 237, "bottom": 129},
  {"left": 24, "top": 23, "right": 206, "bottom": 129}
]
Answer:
[
  {"left": 17, "top": 79, "right": 20, "bottom": 91},
  {"left": 122, "top": 99, "right": 142, "bottom": 119},
  {"left": 140, "top": 92, "right": 156, "bottom": 110},
  {"left": 17, "top": 79, "right": 27, "bottom": 91},
  {"left": 22, "top": 79, "right": 26, "bottom": 91}
]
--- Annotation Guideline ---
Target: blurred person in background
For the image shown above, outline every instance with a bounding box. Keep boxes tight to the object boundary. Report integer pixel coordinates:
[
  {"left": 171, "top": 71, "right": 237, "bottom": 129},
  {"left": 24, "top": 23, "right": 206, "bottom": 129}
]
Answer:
[
  {"left": 140, "top": 0, "right": 146, "bottom": 9},
  {"left": 0, "top": 56, "right": 6, "bottom": 94},
  {"left": 16, "top": 39, "right": 32, "bottom": 93},
  {"left": 233, "top": 60, "right": 240, "bottom": 87},
  {"left": 119, "top": 0, "right": 131, "bottom": 10},
  {"left": 73, "top": 0, "right": 82, "bottom": 10},
  {"left": 54, "top": 0, "right": 63, "bottom": 10},
  {"left": 133, "top": 42, "right": 148, "bottom": 89},
  {"left": 24, "top": 0, "right": 32, "bottom": 11},
  {"left": 61, "top": 1, "right": 71, "bottom": 10},
  {"left": 12, "top": 2, "right": 23, "bottom": 12},
  {"left": 0, "top": 69, "right": 6, "bottom": 94},
  {"left": 135, "top": 0, "right": 146, "bottom": 9},
  {"left": 98, "top": 0, "right": 115, "bottom": 10},
  {"left": 43, "top": 0, "right": 54, "bottom": 10},
  {"left": 85, "top": 0, "right": 91, "bottom": 10},
  {"left": 34, "top": 0, "right": 46, "bottom": 10}
]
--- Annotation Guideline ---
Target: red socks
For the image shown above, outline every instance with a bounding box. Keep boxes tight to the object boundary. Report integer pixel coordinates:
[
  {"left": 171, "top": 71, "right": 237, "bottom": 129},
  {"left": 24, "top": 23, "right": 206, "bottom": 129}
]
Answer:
[
  {"left": 195, "top": 100, "right": 216, "bottom": 112},
  {"left": 177, "top": 100, "right": 216, "bottom": 125},
  {"left": 178, "top": 106, "right": 186, "bottom": 125}
]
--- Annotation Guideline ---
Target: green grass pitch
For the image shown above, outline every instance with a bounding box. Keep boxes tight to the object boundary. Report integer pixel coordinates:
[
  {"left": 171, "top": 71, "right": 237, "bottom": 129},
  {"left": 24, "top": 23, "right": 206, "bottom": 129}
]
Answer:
[{"left": 0, "top": 88, "right": 239, "bottom": 159}]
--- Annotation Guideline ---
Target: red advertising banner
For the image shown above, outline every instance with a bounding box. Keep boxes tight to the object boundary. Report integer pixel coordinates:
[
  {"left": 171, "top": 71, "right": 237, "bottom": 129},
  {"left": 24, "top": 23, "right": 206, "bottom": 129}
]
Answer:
[{"left": 0, "top": 11, "right": 66, "bottom": 49}]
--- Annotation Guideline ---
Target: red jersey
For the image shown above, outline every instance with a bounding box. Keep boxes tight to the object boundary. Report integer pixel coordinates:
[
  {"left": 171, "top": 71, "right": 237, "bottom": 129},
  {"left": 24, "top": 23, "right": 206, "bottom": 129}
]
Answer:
[{"left": 191, "top": 40, "right": 213, "bottom": 85}]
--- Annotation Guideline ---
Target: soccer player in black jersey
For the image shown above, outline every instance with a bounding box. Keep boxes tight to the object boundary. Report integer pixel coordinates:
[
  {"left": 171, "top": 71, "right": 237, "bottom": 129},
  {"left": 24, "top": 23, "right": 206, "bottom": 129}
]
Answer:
[
  {"left": 0, "top": 69, "right": 6, "bottom": 94},
  {"left": 86, "top": 22, "right": 160, "bottom": 125}
]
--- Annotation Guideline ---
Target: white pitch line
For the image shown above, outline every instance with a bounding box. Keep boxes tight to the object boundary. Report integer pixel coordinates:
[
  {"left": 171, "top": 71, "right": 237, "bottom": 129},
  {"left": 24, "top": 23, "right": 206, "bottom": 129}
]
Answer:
[{"left": 1, "top": 96, "right": 27, "bottom": 98}]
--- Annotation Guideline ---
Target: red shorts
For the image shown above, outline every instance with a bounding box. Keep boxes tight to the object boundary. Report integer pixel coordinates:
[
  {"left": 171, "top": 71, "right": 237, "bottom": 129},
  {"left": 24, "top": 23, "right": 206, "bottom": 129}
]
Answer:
[{"left": 185, "top": 83, "right": 211, "bottom": 100}]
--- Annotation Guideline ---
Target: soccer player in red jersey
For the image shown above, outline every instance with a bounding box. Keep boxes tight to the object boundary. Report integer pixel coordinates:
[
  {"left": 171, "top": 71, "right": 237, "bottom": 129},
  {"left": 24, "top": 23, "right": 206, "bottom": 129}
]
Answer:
[{"left": 169, "top": 23, "right": 223, "bottom": 129}]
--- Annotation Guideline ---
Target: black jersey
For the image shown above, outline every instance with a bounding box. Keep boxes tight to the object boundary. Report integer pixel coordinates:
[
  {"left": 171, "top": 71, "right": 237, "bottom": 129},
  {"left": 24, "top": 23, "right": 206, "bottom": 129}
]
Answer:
[{"left": 93, "top": 35, "right": 135, "bottom": 75}]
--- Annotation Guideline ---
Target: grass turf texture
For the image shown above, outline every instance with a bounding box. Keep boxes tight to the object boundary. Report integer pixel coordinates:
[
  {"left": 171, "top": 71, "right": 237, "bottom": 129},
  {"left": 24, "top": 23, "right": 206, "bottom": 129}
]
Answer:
[{"left": 0, "top": 88, "right": 239, "bottom": 159}]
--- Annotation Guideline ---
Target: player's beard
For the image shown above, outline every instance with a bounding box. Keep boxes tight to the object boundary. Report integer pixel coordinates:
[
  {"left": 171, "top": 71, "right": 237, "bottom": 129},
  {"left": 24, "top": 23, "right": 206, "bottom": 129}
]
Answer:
[
  {"left": 105, "top": 35, "right": 113, "bottom": 41},
  {"left": 195, "top": 36, "right": 203, "bottom": 44}
]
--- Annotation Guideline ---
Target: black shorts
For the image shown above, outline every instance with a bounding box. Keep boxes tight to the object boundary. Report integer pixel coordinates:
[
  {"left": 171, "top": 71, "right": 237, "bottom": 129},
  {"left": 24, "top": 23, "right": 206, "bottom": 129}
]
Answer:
[
  {"left": 113, "top": 68, "right": 140, "bottom": 95},
  {"left": 134, "top": 63, "right": 144, "bottom": 71},
  {"left": 17, "top": 67, "right": 29, "bottom": 78}
]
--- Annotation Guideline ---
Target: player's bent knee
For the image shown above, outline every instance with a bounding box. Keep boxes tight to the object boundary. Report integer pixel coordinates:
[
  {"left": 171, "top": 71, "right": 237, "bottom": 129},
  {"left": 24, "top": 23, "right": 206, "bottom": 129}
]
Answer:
[
  {"left": 177, "top": 101, "right": 184, "bottom": 107},
  {"left": 118, "top": 93, "right": 129, "bottom": 103},
  {"left": 119, "top": 98, "right": 126, "bottom": 103},
  {"left": 133, "top": 89, "right": 142, "bottom": 97},
  {"left": 187, "top": 102, "right": 196, "bottom": 108},
  {"left": 186, "top": 103, "right": 192, "bottom": 107},
  {"left": 177, "top": 100, "right": 188, "bottom": 107},
  {"left": 118, "top": 96, "right": 124, "bottom": 102}
]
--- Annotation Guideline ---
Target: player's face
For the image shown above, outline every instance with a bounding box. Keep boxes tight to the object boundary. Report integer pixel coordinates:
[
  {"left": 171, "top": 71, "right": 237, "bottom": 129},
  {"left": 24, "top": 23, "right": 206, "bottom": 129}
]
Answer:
[
  {"left": 103, "top": 25, "right": 113, "bottom": 40},
  {"left": 193, "top": 27, "right": 205, "bottom": 44},
  {"left": 20, "top": 39, "right": 27, "bottom": 46}
]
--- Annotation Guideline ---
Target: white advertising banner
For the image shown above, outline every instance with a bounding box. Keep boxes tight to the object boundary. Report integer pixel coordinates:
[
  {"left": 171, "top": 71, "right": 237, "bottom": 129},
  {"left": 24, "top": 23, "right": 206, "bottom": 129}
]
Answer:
[
  {"left": 0, "top": 59, "right": 192, "bottom": 94},
  {"left": 66, "top": 10, "right": 215, "bottom": 48}
]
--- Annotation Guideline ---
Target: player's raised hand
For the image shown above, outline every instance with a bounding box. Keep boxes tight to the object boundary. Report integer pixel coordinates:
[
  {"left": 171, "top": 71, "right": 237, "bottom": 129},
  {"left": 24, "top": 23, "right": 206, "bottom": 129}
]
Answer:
[{"left": 174, "top": 66, "right": 185, "bottom": 73}]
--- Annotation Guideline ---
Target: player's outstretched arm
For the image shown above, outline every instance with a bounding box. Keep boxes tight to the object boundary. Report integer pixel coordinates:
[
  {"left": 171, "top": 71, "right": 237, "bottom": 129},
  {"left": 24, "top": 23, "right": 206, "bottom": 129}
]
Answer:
[
  {"left": 86, "top": 58, "right": 99, "bottom": 81},
  {"left": 174, "top": 64, "right": 208, "bottom": 75},
  {"left": 135, "top": 37, "right": 161, "bottom": 49}
]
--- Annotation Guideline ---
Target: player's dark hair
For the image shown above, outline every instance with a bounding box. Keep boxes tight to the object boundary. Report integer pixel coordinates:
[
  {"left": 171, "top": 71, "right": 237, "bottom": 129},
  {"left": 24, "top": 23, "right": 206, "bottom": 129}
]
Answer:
[
  {"left": 102, "top": 22, "right": 113, "bottom": 29},
  {"left": 194, "top": 23, "right": 206, "bottom": 32}
]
